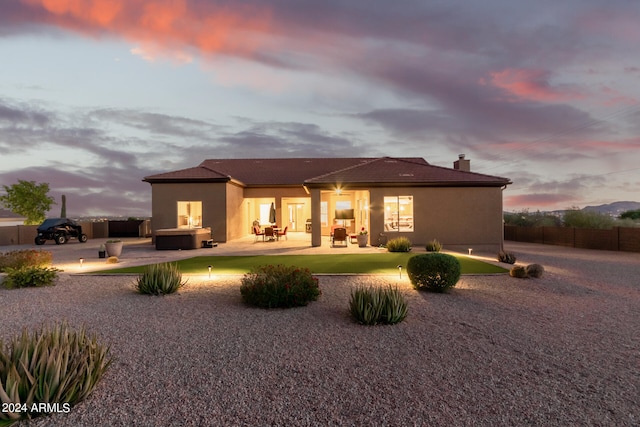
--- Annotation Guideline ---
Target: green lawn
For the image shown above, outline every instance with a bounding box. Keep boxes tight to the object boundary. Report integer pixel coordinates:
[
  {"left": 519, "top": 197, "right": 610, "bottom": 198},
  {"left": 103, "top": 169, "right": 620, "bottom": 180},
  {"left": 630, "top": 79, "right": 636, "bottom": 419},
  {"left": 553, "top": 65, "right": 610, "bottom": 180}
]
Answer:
[{"left": 100, "top": 253, "right": 507, "bottom": 275}]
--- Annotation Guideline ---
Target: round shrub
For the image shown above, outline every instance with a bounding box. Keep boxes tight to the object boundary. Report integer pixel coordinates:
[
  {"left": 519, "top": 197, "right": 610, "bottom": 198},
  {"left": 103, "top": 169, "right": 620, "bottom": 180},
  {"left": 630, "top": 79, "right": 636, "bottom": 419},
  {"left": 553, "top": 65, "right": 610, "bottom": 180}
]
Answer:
[
  {"left": 407, "top": 253, "right": 461, "bottom": 292},
  {"left": 425, "top": 239, "right": 442, "bottom": 252},
  {"left": 498, "top": 251, "right": 517, "bottom": 264},
  {"left": 0, "top": 249, "right": 52, "bottom": 272},
  {"left": 509, "top": 266, "right": 527, "bottom": 278},
  {"left": 525, "top": 263, "right": 545, "bottom": 278},
  {"left": 2, "top": 266, "right": 58, "bottom": 288},
  {"left": 240, "top": 264, "right": 320, "bottom": 308},
  {"left": 386, "top": 237, "right": 412, "bottom": 252}
]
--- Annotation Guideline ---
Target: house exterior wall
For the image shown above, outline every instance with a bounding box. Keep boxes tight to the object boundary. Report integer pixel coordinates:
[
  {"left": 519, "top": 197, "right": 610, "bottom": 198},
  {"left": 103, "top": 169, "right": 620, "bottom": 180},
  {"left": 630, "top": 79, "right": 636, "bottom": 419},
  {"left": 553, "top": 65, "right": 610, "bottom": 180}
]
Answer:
[
  {"left": 149, "top": 182, "right": 228, "bottom": 241},
  {"left": 225, "top": 182, "right": 246, "bottom": 241},
  {"left": 369, "top": 186, "right": 504, "bottom": 253}
]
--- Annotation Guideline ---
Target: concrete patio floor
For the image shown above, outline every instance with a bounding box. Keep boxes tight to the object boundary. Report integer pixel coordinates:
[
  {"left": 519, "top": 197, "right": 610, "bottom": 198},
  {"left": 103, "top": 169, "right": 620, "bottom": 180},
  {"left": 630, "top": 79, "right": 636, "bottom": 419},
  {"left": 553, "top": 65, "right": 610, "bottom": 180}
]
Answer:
[{"left": 1, "top": 231, "right": 400, "bottom": 273}]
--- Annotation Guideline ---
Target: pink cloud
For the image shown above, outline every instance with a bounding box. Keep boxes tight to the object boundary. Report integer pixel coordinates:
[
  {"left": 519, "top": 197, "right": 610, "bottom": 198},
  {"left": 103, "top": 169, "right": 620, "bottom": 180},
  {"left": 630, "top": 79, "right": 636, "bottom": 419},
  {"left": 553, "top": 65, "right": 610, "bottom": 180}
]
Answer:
[
  {"left": 505, "top": 193, "right": 574, "bottom": 209},
  {"left": 483, "top": 68, "right": 585, "bottom": 103},
  {"left": 19, "top": 0, "right": 274, "bottom": 59}
]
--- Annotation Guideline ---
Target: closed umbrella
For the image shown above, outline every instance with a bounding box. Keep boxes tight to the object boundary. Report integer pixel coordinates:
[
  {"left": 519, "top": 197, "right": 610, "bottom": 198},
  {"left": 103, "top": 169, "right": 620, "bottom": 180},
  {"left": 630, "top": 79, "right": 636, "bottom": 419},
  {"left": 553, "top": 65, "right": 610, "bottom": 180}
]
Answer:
[{"left": 269, "top": 202, "right": 276, "bottom": 224}]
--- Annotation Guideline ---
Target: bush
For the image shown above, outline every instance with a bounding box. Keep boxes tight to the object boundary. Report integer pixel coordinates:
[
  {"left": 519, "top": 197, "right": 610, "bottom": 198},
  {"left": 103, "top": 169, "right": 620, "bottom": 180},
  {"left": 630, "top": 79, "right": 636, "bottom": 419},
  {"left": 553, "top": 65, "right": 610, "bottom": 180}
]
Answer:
[
  {"left": 240, "top": 264, "right": 320, "bottom": 308},
  {"left": 525, "top": 263, "right": 545, "bottom": 278},
  {"left": 425, "top": 239, "right": 442, "bottom": 252},
  {"left": 407, "top": 253, "right": 461, "bottom": 292},
  {"left": 106, "top": 256, "right": 118, "bottom": 264},
  {"left": 349, "top": 285, "right": 408, "bottom": 325},
  {"left": 386, "top": 237, "right": 412, "bottom": 252},
  {"left": 0, "top": 322, "right": 112, "bottom": 425},
  {"left": 2, "top": 266, "right": 58, "bottom": 289},
  {"left": 509, "top": 266, "right": 527, "bottom": 278},
  {"left": 136, "top": 262, "right": 186, "bottom": 295},
  {"left": 498, "top": 251, "right": 517, "bottom": 264},
  {"left": 0, "top": 250, "right": 52, "bottom": 272}
]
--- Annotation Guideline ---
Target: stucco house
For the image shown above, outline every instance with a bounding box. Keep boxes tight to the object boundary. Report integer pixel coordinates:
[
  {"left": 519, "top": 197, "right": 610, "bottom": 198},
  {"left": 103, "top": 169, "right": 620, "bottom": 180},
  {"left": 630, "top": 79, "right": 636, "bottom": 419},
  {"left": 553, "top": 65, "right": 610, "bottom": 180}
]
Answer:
[{"left": 143, "top": 156, "right": 511, "bottom": 252}]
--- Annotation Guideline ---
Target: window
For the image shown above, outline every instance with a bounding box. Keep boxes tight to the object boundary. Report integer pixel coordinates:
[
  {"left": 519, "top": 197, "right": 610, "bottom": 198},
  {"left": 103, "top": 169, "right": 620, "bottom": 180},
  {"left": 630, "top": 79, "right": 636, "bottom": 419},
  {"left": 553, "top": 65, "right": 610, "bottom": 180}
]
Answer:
[
  {"left": 384, "top": 196, "right": 413, "bottom": 232},
  {"left": 321, "top": 202, "right": 328, "bottom": 226},
  {"left": 177, "top": 201, "right": 202, "bottom": 228}
]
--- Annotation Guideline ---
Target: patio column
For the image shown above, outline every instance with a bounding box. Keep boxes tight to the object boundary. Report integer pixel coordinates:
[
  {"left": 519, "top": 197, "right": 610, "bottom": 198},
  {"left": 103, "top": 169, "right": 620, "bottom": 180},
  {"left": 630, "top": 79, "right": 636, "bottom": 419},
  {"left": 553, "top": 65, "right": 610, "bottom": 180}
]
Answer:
[{"left": 310, "top": 188, "right": 322, "bottom": 247}]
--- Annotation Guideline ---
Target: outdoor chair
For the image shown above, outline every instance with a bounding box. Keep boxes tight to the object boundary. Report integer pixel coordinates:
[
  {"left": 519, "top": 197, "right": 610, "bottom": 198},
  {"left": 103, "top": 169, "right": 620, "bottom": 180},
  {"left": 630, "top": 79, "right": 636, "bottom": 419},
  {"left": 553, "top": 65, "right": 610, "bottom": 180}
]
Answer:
[
  {"left": 264, "top": 227, "right": 275, "bottom": 241},
  {"left": 253, "top": 226, "right": 265, "bottom": 242},
  {"left": 276, "top": 226, "right": 288, "bottom": 240},
  {"left": 331, "top": 227, "right": 348, "bottom": 247}
]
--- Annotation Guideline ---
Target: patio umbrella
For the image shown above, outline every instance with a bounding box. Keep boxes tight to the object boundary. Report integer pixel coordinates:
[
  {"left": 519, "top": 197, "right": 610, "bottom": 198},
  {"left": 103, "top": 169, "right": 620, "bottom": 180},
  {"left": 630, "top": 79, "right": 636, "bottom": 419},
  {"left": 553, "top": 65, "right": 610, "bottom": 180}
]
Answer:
[{"left": 269, "top": 202, "right": 276, "bottom": 224}]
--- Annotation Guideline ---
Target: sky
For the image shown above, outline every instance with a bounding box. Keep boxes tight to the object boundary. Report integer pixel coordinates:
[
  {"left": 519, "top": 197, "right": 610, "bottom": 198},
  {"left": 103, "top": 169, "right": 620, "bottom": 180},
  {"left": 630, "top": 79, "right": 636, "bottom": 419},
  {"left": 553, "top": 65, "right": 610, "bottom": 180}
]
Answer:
[{"left": 1, "top": 0, "right": 639, "bottom": 218}]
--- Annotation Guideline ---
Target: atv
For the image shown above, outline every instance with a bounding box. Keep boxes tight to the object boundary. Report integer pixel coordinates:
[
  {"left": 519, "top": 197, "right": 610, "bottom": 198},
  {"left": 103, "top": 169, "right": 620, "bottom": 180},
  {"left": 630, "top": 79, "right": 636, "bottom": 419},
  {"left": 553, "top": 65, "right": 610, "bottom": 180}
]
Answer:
[{"left": 35, "top": 218, "right": 88, "bottom": 245}]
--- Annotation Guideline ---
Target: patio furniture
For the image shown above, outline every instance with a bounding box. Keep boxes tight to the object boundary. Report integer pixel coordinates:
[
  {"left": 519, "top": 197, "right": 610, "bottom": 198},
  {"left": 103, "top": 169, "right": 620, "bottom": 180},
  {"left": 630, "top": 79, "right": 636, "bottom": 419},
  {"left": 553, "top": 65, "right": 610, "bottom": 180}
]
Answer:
[
  {"left": 331, "top": 227, "right": 347, "bottom": 247},
  {"left": 253, "top": 226, "right": 265, "bottom": 242},
  {"left": 264, "top": 227, "right": 275, "bottom": 241},
  {"left": 276, "top": 226, "right": 288, "bottom": 241}
]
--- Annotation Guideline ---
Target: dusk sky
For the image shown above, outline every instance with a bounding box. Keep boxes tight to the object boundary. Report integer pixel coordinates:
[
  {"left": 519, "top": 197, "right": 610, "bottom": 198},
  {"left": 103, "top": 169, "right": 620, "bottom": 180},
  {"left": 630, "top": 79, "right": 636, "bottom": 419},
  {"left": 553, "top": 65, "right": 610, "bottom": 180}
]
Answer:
[{"left": 1, "top": 0, "right": 639, "bottom": 218}]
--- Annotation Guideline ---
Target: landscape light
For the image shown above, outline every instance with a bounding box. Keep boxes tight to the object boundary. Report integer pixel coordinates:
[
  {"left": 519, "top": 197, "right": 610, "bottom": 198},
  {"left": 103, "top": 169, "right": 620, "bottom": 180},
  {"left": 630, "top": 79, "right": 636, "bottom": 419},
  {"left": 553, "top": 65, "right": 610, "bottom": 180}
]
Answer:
[
  {"left": 79, "top": 258, "right": 84, "bottom": 268},
  {"left": 208, "top": 265, "right": 212, "bottom": 279},
  {"left": 468, "top": 248, "right": 473, "bottom": 255},
  {"left": 397, "top": 265, "right": 402, "bottom": 279}
]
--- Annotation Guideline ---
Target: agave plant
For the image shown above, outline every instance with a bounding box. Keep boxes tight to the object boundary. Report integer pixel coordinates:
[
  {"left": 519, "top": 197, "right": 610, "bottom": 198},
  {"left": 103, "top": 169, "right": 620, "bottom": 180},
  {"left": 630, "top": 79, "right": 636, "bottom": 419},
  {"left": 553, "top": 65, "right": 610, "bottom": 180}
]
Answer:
[
  {"left": 0, "top": 322, "right": 112, "bottom": 425},
  {"left": 349, "top": 285, "right": 408, "bottom": 325},
  {"left": 135, "top": 262, "right": 186, "bottom": 295}
]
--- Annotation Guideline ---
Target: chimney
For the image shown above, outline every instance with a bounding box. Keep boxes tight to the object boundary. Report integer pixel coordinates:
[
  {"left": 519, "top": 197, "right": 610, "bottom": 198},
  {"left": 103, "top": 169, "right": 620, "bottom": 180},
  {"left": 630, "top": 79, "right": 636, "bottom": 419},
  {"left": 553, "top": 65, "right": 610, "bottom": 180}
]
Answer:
[{"left": 454, "top": 154, "right": 470, "bottom": 172}]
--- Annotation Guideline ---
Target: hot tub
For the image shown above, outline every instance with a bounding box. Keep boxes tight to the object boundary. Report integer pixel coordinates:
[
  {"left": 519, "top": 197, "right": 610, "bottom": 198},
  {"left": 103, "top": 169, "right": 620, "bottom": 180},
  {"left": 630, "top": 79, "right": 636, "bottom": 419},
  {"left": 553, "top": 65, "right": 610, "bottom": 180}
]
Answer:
[{"left": 155, "top": 227, "right": 212, "bottom": 250}]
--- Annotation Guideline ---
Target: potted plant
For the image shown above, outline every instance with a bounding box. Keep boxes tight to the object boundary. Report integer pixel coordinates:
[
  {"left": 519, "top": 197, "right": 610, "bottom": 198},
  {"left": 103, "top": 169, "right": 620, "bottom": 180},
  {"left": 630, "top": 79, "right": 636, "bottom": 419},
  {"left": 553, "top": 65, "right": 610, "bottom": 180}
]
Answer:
[
  {"left": 357, "top": 227, "right": 368, "bottom": 247},
  {"left": 105, "top": 240, "right": 123, "bottom": 257}
]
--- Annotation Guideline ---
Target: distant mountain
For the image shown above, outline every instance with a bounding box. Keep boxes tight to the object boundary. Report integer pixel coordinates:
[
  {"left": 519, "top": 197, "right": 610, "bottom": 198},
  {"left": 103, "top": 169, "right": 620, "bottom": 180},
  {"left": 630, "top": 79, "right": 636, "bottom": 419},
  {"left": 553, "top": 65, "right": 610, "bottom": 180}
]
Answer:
[{"left": 582, "top": 201, "right": 640, "bottom": 217}]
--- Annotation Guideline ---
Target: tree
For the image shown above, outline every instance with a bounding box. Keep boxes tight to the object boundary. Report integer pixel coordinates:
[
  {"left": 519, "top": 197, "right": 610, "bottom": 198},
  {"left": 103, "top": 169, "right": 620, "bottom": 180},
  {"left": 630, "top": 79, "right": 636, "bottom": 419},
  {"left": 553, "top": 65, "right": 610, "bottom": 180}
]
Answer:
[
  {"left": 620, "top": 209, "right": 640, "bottom": 220},
  {"left": 563, "top": 207, "right": 614, "bottom": 229},
  {"left": 0, "top": 180, "right": 55, "bottom": 225}
]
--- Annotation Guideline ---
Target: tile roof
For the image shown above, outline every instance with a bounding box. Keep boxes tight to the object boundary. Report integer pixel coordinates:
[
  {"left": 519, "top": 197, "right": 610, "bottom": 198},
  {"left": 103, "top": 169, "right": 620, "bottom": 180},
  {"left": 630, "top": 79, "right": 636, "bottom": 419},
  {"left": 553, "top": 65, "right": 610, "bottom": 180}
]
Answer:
[
  {"left": 304, "top": 157, "right": 511, "bottom": 186},
  {"left": 143, "top": 157, "right": 511, "bottom": 187}
]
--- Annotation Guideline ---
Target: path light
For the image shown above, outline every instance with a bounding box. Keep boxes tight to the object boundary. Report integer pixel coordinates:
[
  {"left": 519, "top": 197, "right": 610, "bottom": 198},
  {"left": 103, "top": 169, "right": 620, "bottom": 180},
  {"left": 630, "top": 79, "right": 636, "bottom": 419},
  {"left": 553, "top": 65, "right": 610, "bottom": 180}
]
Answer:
[
  {"left": 208, "top": 265, "right": 212, "bottom": 279},
  {"left": 468, "top": 248, "right": 473, "bottom": 255},
  {"left": 397, "top": 265, "right": 403, "bottom": 279},
  {"left": 79, "top": 258, "right": 84, "bottom": 268}
]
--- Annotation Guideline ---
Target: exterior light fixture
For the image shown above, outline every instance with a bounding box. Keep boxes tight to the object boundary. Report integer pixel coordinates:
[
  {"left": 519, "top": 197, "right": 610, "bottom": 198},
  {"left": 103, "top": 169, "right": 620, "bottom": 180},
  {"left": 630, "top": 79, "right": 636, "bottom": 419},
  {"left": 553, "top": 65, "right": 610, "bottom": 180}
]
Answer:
[
  {"left": 397, "top": 265, "right": 403, "bottom": 279},
  {"left": 79, "top": 258, "right": 84, "bottom": 267},
  {"left": 208, "top": 265, "right": 212, "bottom": 279},
  {"left": 468, "top": 248, "right": 473, "bottom": 255}
]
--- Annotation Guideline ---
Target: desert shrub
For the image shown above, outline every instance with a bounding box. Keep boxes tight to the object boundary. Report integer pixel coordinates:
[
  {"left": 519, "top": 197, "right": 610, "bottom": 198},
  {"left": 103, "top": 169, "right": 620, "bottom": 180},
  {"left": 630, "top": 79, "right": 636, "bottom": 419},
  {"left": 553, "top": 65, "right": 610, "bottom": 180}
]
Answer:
[
  {"left": 349, "top": 285, "right": 408, "bottom": 325},
  {"left": 509, "top": 266, "right": 527, "bottom": 278},
  {"left": 425, "top": 239, "right": 442, "bottom": 252},
  {"left": 0, "top": 322, "right": 112, "bottom": 425},
  {"left": 136, "top": 262, "right": 186, "bottom": 295},
  {"left": 497, "top": 251, "right": 517, "bottom": 264},
  {"left": 407, "top": 253, "right": 461, "bottom": 292},
  {"left": 2, "top": 266, "right": 58, "bottom": 289},
  {"left": 525, "top": 263, "right": 545, "bottom": 278},
  {"left": 386, "top": 237, "right": 412, "bottom": 252},
  {"left": 106, "top": 256, "right": 118, "bottom": 264},
  {"left": 240, "top": 264, "right": 320, "bottom": 308},
  {"left": 0, "top": 250, "right": 52, "bottom": 272}
]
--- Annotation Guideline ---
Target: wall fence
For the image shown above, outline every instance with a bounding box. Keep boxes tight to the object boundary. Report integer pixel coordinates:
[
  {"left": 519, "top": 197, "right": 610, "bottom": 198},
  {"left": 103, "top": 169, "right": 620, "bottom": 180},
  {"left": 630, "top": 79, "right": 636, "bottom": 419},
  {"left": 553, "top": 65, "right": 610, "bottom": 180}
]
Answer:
[
  {"left": 0, "top": 220, "right": 151, "bottom": 246},
  {"left": 504, "top": 225, "right": 640, "bottom": 253}
]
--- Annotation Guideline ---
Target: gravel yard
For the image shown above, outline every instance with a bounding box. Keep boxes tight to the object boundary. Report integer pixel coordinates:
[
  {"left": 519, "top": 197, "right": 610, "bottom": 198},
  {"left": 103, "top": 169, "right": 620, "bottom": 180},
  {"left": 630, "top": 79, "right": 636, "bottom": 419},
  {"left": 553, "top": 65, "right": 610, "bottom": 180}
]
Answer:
[{"left": 1, "top": 242, "right": 639, "bottom": 426}]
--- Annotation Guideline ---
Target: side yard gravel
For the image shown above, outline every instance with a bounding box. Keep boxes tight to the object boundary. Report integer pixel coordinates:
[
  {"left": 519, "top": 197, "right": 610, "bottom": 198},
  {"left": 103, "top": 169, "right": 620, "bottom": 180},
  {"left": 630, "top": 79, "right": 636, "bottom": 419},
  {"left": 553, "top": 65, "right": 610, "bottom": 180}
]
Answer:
[{"left": 1, "top": 242, "right": 638, "bottom": 426}]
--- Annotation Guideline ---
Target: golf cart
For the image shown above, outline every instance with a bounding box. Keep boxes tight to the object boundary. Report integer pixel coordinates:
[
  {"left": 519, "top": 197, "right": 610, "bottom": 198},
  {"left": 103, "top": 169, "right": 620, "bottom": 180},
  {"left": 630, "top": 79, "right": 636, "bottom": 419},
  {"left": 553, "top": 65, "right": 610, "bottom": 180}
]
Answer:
[{"left": 35, "top": 218, "right": 88, "bottom": 245}]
